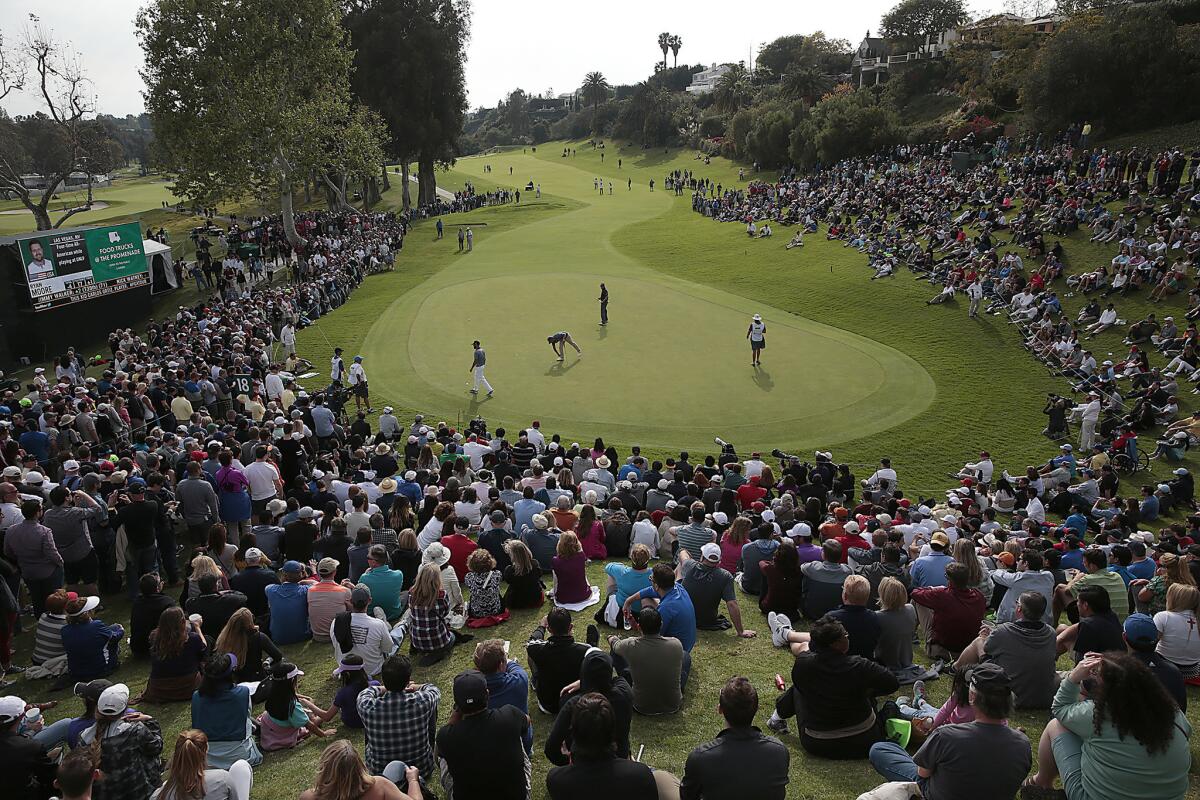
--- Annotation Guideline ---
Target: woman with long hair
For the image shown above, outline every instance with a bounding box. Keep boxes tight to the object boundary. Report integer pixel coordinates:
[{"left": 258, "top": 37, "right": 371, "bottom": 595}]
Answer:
[
  {"left": 388, "top": 496, "right": 416, "bottom": 535},
  {"left": 415, "top": 445, "right": 436, "bottom": 473},
  {"left": 502, "top": 539, "right": 545, "bottom": 609},
  {"left": 953, "top": 538, "right": 993, "bottom": 605},
  {"left": 759, "top": 538, "right": 802, "bottom": 621},
  {"left": 206, "top": 524, "right": 238, "bottom": 577},
  {"left": 720, "top": 516, "right": 752, "bottom": 574},
  {"left": 575, "top": 504, "right": 607, "bottom": 560},
  {"left": 137, "top": 607, "right": 207, "bottom": 703},
  {"left": 1154, "top": 583, "right": 1200, "bottom": 677},
  {"left": 390, "top": 528, "right": 422, "bottom": 591},
  {"left": 215, "top": 451, "right": 251, "bottom": 537},
  {"left": 213, "top": 607, "right": 282, "bottom": 683},
  {"left": 191, "top": 653, "right": 262, "bottom": 768},
  {"left": 590, "top": 438, "right": 606, "bottom": 461},
  {"left": 306, "top": 654, "right": 378, "bottom": 730},
  {"left": 152, "top": 729, "right": 253, "bottom": 800},
  {"left": 182, "top": 555, "right": 229, "bottom": 605},
  {"left": 256, "top": 660, "right": 336, "bottom": 751},
  {"left": 80, "top": 682, "right": 163, "bottom": 800},
  {"left": 409, "top": 563, "right": 472, "bottom": 665},
  {"left": 1134, "top": 551, "right": 1196, "bottom": 614},
  {"left": 551, "top": 532, "right": 593, "bottom": 607},
  {"left": 1027, "top": 652, "right": 1192, "bottom": 798},
  {"left": 453, "top": 486, "right": 482, "bottom": 525},
  {"left": 299, "top": 739, "right": 422, "bottom": 800}
]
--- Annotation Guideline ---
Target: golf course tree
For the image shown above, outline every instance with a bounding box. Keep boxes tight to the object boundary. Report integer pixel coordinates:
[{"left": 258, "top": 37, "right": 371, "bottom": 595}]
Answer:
[
  {"left": 755, "top": 33, "right": 853, "bottom": 83},
  {"left": 713, "top": 63, "right": 753, "bottom": 114},
  {"left": 503, "top": 89, "right": 531, "bottom": 138},
  {"left": 344, "top": 0, "right": 471, "bottom": 210},
  {"left": 582, "top": 72, "right": 610, "bottom": 130},
  {"left": 657, "top": 32, "right": 672, "bottom": 70},
  {"left": 669, "top": 34, "right": 683, "bottom": 68},
  {"left": 137, "top": 0, "right": 386, "bottom": 247},
  {"left": 879, "top": 0, "right": 969, "bottom": 50},
  {"left": 0, "top": 19, "right": 124, "bottom": 231}
]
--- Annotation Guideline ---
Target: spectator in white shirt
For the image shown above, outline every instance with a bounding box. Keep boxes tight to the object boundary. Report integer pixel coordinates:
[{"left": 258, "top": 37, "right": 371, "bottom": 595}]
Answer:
[{"left": 244, "top": 445, "right": 283, "bottom": 515}]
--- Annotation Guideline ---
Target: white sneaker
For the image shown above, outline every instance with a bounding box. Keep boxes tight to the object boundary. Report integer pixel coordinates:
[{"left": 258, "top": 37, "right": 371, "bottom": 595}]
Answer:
[{"left": 768, "top": 612, "right": 791, "bottom": 648}]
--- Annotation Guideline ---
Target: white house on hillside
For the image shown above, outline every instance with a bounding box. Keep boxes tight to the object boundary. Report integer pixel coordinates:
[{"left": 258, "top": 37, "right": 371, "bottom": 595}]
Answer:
[{"left": 686, "top": 64, "right": 731, "bottom": 95}]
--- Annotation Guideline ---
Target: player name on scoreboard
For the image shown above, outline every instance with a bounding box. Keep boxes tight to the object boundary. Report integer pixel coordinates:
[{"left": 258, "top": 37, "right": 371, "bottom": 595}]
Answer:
[{"left": 31, "top": 270, "right": 151, "bottom": 311}]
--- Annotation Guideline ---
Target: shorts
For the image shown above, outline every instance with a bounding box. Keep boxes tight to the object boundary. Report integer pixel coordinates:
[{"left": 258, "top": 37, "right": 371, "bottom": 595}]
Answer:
[
  {"left": 751, "top": 339, "right": 765, "bottom": 351},
  {"left": 64, "top": 550, "right": 99, "bottom": 585},
  {"left": 352, "top": 382, "right": 369, "bottom": 397},
  {"left": 1051, "top": 730, "right": 1088, "bottom": 800}
]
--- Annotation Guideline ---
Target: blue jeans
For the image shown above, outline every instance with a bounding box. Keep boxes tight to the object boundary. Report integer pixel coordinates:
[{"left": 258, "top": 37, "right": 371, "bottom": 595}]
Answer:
[
  {"left": 127, "top": 545, "right": 159, "bottom": 600},
  {"left": 33, "top": 717, "right": 72, "bottom": 749},
  {"left": 681, "top": 649, "right": 693, "bottom": 691},
  {"left": 869, "top": 741, "right": 920, "bottom": 783},
  {"left": 381, "top": 760, "right": 409, "bottom": 785}
]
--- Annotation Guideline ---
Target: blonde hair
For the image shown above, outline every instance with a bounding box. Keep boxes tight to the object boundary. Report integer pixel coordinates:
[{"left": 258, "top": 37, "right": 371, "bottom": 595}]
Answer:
[
  {"left": 309, "top": 740, "right": 372, "bottom": 800},
  {"left": 556, "top": 531, "right": 582, "bottom": 558},
  {"left": 190, "top": 555, "right": 222, "bottom": 583},
  {"left": 1166, "top": 582, "right": 1200, "bottom": 614},
  {"left": 1159, "top": 552, "right": 1196, "bottom": 587},
  {"left": 878, "top": 577, "right": 908, "bottom": 611},
  {"left": 409, "top": 563, "right": 443, "bottom": 608},
  {"left": 397, "top": 528, "right": 417, "bottom": 550},
  {"left": 953, "top": 539, "right": 983, "bottom": 587},
  {"left": 214, "top": 607, "right": 255, "bottom": 667},
  {"left": 505, "top": 539, "right": 535, "bottom": 575},
  {"left": 161, "top": 730, "right": 209, "bottom": 800},
  {"left": 724, "top": 516, "right": 752, "bottom": 547},
  {"left": 843, "top": 574, "right": 870, "bottom": 606},
  {"left": 630, "top": 543, "right": 651, "bottom": 569}
]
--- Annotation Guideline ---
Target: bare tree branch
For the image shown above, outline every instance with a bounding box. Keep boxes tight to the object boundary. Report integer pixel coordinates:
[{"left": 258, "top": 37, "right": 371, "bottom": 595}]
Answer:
[{"left": 0, "top": 30, "right": 27, "bottom": 101}]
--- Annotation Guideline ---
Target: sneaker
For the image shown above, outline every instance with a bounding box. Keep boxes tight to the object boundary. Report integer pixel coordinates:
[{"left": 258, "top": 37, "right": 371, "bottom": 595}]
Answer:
[
  {"left": 470, "top": 389, "right": 478, "bottom": 394},
  {"left": 372, "top": 606, "right": 387, "bottom": 622},
  {"left": 766, "top": 715, "right": 788, "bottom": 735},
  {"left": 767, "top": 612, "right": 790, "bottom": 648},
  {"left": 586, "top": 624, "right": 600, "bottom": 648},
  {"left": 913, "top": 679, "right": 927, "bottom": 706},
  {"left": 486, "top": 391, "right": 493, "bottom": 397},
  {"left": 4, "top": 664, "right": 26, "bottom": 675},
  {"left": 928, "top": 659, "right": 946, "bottom": 676}
]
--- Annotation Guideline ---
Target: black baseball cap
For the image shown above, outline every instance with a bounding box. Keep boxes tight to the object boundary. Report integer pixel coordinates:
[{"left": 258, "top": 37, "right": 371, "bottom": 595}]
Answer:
[
  {"left": 73, "top": 679, "right": 112, "bottom": 701},
  {"left": 453, "top": 670, "right": 488, "bottom": 713}
]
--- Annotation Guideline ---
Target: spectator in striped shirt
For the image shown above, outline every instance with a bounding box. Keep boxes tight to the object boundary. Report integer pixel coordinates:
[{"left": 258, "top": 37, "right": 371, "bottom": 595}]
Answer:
[{"left": 31, "top": 588, "right": 73, "bottom": 666}]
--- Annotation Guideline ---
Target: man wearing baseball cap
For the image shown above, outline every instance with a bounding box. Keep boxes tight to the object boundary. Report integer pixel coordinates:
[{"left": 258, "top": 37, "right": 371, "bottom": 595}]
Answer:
[
  {"left": 0, "top": 694, "right": 57, "bottom": 798},
  {"left": 307, "top": 557, "right": 352, "bottom": 644},
  {"left": 265, "top": 560, "right": 314, "bottom": 645},
  {"left": 436, "top": 670, "right": 530, "bottom": 800},
  {"left": 867, "top": 662, "right": 1030, "bottom": 797},
  {"left": 1123, "top": 612, "right": 1187, "bottom": 710},
  {"left": 229, "top": 547, "right": 280, "bottom": 627},
  {"left": 678, "top": 543, "right": 756, "bottom": 639}
]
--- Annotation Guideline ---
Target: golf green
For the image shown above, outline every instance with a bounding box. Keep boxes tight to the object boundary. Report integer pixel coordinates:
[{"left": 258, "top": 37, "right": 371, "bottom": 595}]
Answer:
[{"left": 360, "top": 152, "right": 934, "bottom": 451}]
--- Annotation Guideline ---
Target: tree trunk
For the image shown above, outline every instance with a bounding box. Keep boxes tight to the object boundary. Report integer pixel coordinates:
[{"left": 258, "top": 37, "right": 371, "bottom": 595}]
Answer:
[
  {"left": 380, "top": 163, "right": 390, "bottom": 192},
  {"left": 401, "top": 161, "right": 412, "bottom": 210},
  {"left": 280, "top": 182, "right": 305, "bottom": 249},
  {"left": 418, "top": 157, "right": 437, "bottom": 206},
  {"left": 303, "top": 173, "right": 312, "bottom": 205},
  {"left": 321, "top": 172, "right": 359, "bottom": 213},
  {"left": 362, "top": 178, "right": 371, "bottom": 212},
  {"left": 31, "top": 205, "right": 52, "bottom": 231}
]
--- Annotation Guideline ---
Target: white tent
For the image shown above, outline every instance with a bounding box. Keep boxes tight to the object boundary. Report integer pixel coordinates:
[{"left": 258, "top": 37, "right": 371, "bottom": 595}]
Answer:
[{"left": 143, "top": 238, "right": 178, "bottom": 295}]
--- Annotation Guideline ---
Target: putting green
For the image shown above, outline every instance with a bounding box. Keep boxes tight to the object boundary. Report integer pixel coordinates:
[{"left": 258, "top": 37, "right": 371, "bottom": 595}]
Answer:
[{"left": 361, "top": 151, "right": 934, "bottom": 452}]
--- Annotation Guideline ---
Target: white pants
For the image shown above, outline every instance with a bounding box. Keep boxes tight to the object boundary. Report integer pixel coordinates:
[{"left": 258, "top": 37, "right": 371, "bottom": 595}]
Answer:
[
  {"left": 226, "top": 760, "right": 254, "bottom": 800},
  {"left": 1080, "top": 418, "right": 1097, "bottom": 451},
  {"left": 472, "top": 366, "right": 493, "bottom": 393}
]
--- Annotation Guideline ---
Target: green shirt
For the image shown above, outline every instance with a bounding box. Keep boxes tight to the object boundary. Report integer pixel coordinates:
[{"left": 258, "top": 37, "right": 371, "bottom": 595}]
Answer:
[
  {"left": 1071, "top": 569, "right": 1128, "bottom": 618},
  {"left": 1053, "top": 678, "right": 1192, "bottom": 800}
]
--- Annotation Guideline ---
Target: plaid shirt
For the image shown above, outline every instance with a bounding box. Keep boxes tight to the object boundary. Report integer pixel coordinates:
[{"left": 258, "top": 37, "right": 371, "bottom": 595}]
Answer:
[
  {"left": 409, "top": 591, "right": 453, "bottom": 653},
  {"left": 357, "top": 683, "right": 441, "bottom": 778},
  {"left": 371, "top": 526, "right": 400, "bottom": 554}
]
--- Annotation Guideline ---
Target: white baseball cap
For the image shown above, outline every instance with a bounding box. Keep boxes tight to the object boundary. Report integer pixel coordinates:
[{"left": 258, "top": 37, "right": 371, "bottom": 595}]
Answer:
[
  {"left": 700, "top": 542, "right": 722, "bottom": 562},
  {"left": 96, "top": 683, "right": 130, "bottom": 716},
  {"left": 0, "top": 695, "right": 26, "bottom": 722}
]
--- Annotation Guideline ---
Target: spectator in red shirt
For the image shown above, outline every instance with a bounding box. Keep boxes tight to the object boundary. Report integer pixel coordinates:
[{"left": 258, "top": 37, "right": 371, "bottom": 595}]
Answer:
[
  {"left": 441, "top": 517, "right": 478, "bottom": 582},
  {"left": 835, "top": 521, "right": 871, "bottom": 564},
  {"left": 736, "top": 478, "right": 767, "bottom": 511},
  {"left": 911, "top": 562, "right": 986, "bottom": 667}
]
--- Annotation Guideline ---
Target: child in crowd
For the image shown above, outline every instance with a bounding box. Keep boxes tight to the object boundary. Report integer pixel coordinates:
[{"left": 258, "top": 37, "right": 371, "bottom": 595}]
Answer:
[{"left": 465, "top": 548, "right": 509, "bottom": 628}]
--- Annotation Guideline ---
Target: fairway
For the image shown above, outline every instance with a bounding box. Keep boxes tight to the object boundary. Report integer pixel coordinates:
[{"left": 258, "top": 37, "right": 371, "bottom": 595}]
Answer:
[{"left": 362, "top": 150, "right": 934, "bottom": 451}]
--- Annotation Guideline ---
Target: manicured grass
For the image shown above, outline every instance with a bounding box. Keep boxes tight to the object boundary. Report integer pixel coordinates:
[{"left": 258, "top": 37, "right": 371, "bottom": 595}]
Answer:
[{"left": 0, "top": 176, "right": 182, "bottom": 236}]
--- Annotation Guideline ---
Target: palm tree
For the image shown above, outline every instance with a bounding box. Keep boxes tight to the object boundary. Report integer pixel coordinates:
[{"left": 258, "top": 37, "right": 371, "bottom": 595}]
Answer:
[
  {"left": 783, "top": 65, "right": 832, "bottom": 103},
  {"left": 582, "top": 71, "right": 610, "bottom": 129},
  {"left": 657, "top": 32, "right": 671, "bottom": 71},
  {"left": 713, "top": 63, "right": 751, "bottom": 114},
  {"left": 669, "top": 34, "right": 683, "bottom": 68}
]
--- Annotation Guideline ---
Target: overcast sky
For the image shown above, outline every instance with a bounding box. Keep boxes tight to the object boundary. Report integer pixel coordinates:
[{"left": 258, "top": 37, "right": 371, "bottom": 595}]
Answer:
[{"left": 1, "top": 0, "right": 995, "bottom": 117}]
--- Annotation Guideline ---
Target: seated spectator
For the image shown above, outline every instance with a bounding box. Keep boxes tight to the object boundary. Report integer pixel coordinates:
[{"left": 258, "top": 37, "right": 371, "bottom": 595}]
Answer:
[
  {"left": 575, "top": 504, "right": 607, "bottom": 560},
  {"left": 872, "top": 576, "right": 931, "bottom": 684},
  {"left": 1054, "top": 547, "right": 1128, "bottom": 623},
  {"left": 737, "top": 525, "right": 781, "bottom": 594},
  {"left": 53, "top": 752, "right": 100, "bottom": 800},
  {"left": 361, "top": 545, "right": 407, "bottom": 623},
  {"left": 227, "top": 547, "right": 278, "bottom": 627},
  {"left": 1026, "top": 653, "right": 1192, "bottom": 800},
  {"left": 908, "top": 532, "right": 953, "bottom": 588},
  {"left": 526, "top": 607, "right": 589, "bottom": 714},
  {"left": 214, "top": 607, "right": 283, "bottom": 683},
  {"left": 611, "top": 608, "right": 685, "bottom": 715},
  {"left": 0, "top": 694, "right": 57, "bottom": 800},
  {"left": 421, "top": 543, "right": 464, "bottom": 627},
  {"left": 758, "top": 539, "right": 802, "bottom": 623},
  {"left": 347, "top": 528, "right": 374, "bottom": 584},
  {"left": 624, "top": 563, "right": 697, "bottom": 665},
  {"left": 767, "top": 575, "right": 878, "bottom": 658},
  {"left": 389, "top": 528, "right": 422, "bottom": 591},
  {"left": 678, "top": 676, "right": 790, "bottom": 800},
  {"left": 955, "top": 591, "right": 1058, "bottom": 709},
  {"left": 440, "top": 517, "right": 476, "bottom": 582},
  {"left": 991, "top": 548, "right": 1055, "bottom": 624},
  {"left": 306, "top": 655, "right": 379, "bottom": 731},
  {"left": 264, "top": 560, "right": 312, "bottom": 644},
  {"left": 136, "top": 607, "right": 207, "bottom": 704},
  {"left": 1154, "top": 582, "right": 1200, "bottom": 677},
  {"left": 858, "top": 545, "right": 908, "bottom": 609},
  {"left": 521, "top": 513, "right": 560, "bottom": 572},
  {"left": 598, "top": 544, "right": 652, "bottom": 628},
  {"left": 546, "top": 648, "right": 633, "bottom": 766},
  {"left": 502, "top": 539, "right": 545, "bottom": 609},
  {"left": 152, "top": 729, "right": 252, "bottom": 800},
  {"left": 298, "top": 740, "right": 420, "bottom": 800},
  {"left": 357, "top": 654, "right": 441, "bottom": 784},
  {"left": 478, "top": 509, "right": 517, "bottom": 572},
  {"left": 474, "top": 639, "right": 533, "bottom": 753},
  {"left": 1122, "top": 612, "right": 1187, "bottom": 710},
  {"left": 766, "top": 617, "right": 899, "bottom": 758},
  {"left": 61, "top": 596, "right": 123, "bottom": 682},
  {"left": 256, "top": 660, "right": 335, "bottom": 751},
  {"left": 78, "top": 683, "right": 163, "bottom": 800},
  {"left": 407, "top": 563, "right": 472, "bottom": 666},
  {"left": 551, "top": 532, "right": 596, "bottom": 608},
  {"left": 895, "top": 665, "right": 974, "bottom": 732},
  {"left": 436, "top": 670, "right": 530, "bottom": 800},
  {"left": 911, "top": 562, "right": 987, "bottom": 666},
  {"left": 191, "top": 654, "right": 262, "bottom": 768},
  {"left": 306, "top": 557, "right": 352, "bottom": 643},
  {"left": 185, "top": 574, "right": 247, "bottom": 642},
  {"left": 545, "top": 694, "right": 655, "bottom": 800},
  {"left": 1132, "top": 550, "right": 1193, "bottom": 615},
  {"left": 867, "top": 663, "right": 1030, "bottom": 799},
  {"left": 464, "top": 548, "right": 508, "bottom": 628},
  {"left": 678, "top": 543, "right": 755, "bottom": 638},
  {"left": 1056, "top": 585, "right": 1125, "bottom": 662},
  {"left": 128, "top": 576, "right": 177, "bottom": 659},
  {"left": 799, "top": 540, "right": 853, "bottom": 620}
]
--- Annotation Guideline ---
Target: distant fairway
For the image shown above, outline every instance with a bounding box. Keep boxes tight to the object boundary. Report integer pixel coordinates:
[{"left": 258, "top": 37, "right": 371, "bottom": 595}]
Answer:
[
  {"left": 0, "top": 176, "right": 181, "bottom": 236},
  {"left": 360, "top": 150, "right": 933, "bottom": 452}
]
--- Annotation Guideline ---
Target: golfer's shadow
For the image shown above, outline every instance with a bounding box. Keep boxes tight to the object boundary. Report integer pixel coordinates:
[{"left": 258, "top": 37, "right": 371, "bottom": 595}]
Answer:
[
  {"left": 597, "top": 325, "right": 608, "bottom": 341},
  {"left": 752, "top": 365, "right": 774, "bottom": 392},
  {"left": 467, "top": 393, "right": 494, "bottom": 414},
  {"left": 545, "top": 359, "right": 580, "bottom": 377}
]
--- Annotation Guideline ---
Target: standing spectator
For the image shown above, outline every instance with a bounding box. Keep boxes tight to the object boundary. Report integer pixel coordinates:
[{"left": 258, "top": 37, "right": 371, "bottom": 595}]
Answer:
[
  {"left": 679, "top": 677, "right": 789, "bottom": 800},
  {"left": 4, "top": 500, "right": 63, "bottom": 616},
  {"left": 176, "top": 462, "right": 220, "bottom": 547},
  {"left": 42, "top": 487, "right": 106, "bottom": 598},
  {"left": 115, "top": 482, "right": 163, "bottom": 600},
  {"left": 243, "top": 446, "right": 281, "bottom": 517},
  {"left": 0, "top": 694, "right": 57, "bottom": 800},
  {"left": 436, "top": 670, "right": 530, "bottom": 800}
]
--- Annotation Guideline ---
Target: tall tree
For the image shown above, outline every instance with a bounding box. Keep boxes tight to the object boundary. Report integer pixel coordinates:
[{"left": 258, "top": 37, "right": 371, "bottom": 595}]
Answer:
[
  {"left": 582, "top": 71, "right": 610, "bottom": 130},
  {"left": 713, "top": 63, "right": 752, "bottom": 114},
  {"left": 504, "top": 88, "right": 530, "bottom": 137},
  {"left": 657, "top": 32, "right": 672, "bottom": 70},
  {"left": 138, "top": 0, "right": 383, "bottom": 246},
  {"left": 0, "top": 19, "right": 115, "bottom": 230},
  {"left": 343, "top": 0, "right": 470, "bottom": 209},
  {"left": 669, "top": 34, "right": 683, "bottom": 68},
  {"left": 783, "top": 64, "right": 833, "bottom": 103},
  {"left": 880, "top": 0, "right": 969, "bottom": 48}
]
